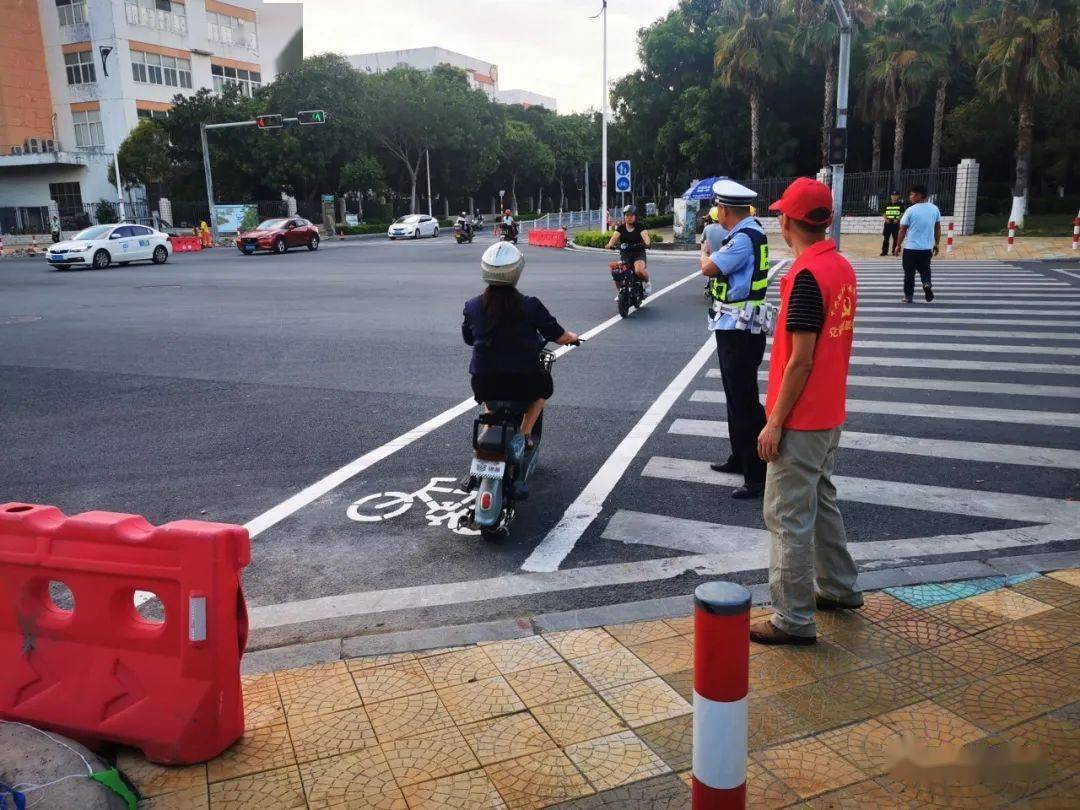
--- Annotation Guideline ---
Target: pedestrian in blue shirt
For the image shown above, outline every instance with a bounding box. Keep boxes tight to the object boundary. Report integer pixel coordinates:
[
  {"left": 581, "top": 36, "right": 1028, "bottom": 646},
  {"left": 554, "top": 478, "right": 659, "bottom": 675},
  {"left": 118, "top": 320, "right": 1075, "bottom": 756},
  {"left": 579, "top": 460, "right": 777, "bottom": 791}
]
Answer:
[
  {"left": 699, "top": 179, "right": 771, "bottom": 499},
  {"left": 898, "top": 185, "right": 941, "bottom": 303}
]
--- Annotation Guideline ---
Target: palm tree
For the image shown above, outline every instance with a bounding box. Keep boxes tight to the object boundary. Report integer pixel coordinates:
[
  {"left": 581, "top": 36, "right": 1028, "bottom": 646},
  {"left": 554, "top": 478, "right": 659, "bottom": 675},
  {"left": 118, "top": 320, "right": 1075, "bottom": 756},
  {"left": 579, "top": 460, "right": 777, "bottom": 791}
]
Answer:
[
  {"left": 791, "top": 0, "right": 840, "bottom": 169},
  {"left": 927, "top": 0, "right": 977, "bottom": 176},
  {"left": 857, "top": 72, "right": 892, "bottom": 175},
  {"left": 972, "top": 0, "right": 1074, "bottom": 225},
  {"left": 714, "top": 0, "right": 794, "bottom": 179},
  {"left": 865, "top": 0, "right": 945, "bottom": 185}
]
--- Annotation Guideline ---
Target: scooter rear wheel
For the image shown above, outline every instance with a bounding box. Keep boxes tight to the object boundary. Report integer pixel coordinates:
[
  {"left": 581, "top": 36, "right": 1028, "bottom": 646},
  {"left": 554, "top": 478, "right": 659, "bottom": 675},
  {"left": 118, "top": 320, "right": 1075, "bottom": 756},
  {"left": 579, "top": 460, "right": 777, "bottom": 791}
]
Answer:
[{"left": 617, "top": 289, "right": 631, "bottom": 318}]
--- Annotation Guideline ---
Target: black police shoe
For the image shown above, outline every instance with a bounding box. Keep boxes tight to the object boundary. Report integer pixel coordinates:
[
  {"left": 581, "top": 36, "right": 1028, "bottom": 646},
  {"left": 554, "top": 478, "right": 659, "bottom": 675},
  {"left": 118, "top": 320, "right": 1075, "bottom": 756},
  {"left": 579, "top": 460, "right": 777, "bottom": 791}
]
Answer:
[{"left": 732, "top": 483, "right": 764, "bottom": 500}]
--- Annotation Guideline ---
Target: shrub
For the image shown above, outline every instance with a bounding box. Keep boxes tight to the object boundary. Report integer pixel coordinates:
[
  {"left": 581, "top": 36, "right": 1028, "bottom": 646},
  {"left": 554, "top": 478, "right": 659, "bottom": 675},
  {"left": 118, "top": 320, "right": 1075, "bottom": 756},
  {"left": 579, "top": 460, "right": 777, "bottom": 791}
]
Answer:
[
  {"left": 642, "top": 214, "right": 673, "bottom": 229},
  {"left": 337, "top": 223, "right": 392, "bottom": 235},
  {"left": 573, "top": 230, "right": 613, "bottom": 248}
]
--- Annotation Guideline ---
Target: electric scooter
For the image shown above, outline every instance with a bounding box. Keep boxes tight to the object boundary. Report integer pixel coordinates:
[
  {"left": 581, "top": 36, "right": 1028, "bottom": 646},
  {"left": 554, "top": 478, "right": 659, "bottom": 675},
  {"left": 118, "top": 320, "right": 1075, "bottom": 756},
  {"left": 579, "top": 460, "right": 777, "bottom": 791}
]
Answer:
[
  {"left": 611, "top": 244, "right": 645, "bottom": 318},
  {"left": 463, "top": 339, "right": 581, "bottom": 539}
]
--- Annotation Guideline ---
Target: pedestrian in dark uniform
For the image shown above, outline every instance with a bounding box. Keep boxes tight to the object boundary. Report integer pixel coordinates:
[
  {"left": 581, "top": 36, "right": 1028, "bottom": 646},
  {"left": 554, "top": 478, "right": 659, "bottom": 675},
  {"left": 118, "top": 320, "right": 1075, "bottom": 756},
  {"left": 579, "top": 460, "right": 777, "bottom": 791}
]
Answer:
[
  {"left": 880, "top": 191, "right": 902, "bottom": 256},
  {"left": 700, "top": 179, "right": 772, "bottom": 499}
]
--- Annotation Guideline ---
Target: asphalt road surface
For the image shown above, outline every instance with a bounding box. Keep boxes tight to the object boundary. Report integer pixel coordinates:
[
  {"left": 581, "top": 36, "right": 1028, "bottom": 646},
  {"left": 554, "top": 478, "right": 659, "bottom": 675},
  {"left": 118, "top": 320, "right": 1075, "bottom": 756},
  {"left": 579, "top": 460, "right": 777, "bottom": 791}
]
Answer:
[{"left": 2, "top": 233, "right": 1078, "bottom": 647}]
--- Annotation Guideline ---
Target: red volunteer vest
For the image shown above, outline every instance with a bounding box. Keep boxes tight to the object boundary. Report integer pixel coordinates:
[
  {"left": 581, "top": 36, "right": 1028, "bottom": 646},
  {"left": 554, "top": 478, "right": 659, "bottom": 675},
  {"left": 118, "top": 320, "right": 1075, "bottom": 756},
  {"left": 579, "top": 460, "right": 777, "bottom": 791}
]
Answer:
[{"left": 765, "top": 240, "right": 857, "bottom": 430}]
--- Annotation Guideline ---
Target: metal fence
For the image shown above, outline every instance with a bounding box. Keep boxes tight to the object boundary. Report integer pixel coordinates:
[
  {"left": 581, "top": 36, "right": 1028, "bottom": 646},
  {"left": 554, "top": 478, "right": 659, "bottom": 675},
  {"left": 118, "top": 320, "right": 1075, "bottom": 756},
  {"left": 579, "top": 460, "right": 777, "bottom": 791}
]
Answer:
[
  {"left": 0, "top": 206, "right": 50, "bottom": 235},
  {"left": 746, "top": 168, "right": 957, "bottom": 218}
]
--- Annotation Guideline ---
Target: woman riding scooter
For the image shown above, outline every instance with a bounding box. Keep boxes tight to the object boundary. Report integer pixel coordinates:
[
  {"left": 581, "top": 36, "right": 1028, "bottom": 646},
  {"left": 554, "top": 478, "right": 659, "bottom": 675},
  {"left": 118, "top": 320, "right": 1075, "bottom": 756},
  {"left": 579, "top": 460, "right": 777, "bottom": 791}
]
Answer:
[{"left": 462, "top": 243, "right": 579, "bottom": 450}]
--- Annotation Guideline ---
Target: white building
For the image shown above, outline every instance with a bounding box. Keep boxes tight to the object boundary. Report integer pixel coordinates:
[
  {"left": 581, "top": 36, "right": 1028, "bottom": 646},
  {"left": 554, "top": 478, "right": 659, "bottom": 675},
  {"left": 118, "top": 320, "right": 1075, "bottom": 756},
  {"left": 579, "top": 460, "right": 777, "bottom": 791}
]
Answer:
[
  {"left": 346, "top": 46, "right": 556, "bottom": 111},
  {"left": 0, "top": 0, "right": 302, "bottom": 232}
]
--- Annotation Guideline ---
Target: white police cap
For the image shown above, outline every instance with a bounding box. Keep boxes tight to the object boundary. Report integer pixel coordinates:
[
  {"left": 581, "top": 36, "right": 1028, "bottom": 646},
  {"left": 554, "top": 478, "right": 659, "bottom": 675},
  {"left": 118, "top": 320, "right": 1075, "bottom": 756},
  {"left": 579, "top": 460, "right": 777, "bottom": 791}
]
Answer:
[{"left": 712, "top": 179, "right": 758, "bottom": 206}]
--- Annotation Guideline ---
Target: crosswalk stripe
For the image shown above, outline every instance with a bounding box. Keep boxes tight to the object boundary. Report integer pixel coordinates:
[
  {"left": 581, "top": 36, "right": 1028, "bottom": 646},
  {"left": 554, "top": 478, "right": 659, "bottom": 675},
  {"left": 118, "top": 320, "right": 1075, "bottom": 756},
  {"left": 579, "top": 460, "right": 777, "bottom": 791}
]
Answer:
[
  {"left": 602, "top": 509, "right": 1073, "bottom": 561},
  {"left": 845, "top": 356, "right": 1079, "bottom": 375},
  {"left": 855, "top": 327, "right": 1080, "bottom": 341},
  {"left": 708, "top": 369, "right": 1080, "bottom": 398},
  {"left": 854, "top": 316, "right": 1078, "bottom": 328},
  {"left": 852, "top": 296, "right": 1080, "bottom": 303},
  {"left": 855, "top": 282, "right": 1067, "bottom": 289},
  {"left": 669, "top": 418, "right": 1080, "bottom": 468},
  {"left": 856, "top": 307, "right": 1080, "bottom": 317},
  {"left": 641, "top": 456, "right": 1080, "bottom": 525},
  {"left": 850, "top": 341, "right": 1078, "bottom": 355},
  {"left": 689, "top": 389, "right": 1080, "bottom": 427}
]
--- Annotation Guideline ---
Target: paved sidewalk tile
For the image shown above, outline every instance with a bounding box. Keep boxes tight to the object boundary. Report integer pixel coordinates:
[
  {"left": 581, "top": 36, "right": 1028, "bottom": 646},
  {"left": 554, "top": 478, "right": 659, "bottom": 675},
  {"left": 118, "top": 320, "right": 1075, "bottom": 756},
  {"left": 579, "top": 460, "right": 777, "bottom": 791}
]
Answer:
[{"left": 117, "top": 568, "right": 1080, "bottom": 808}]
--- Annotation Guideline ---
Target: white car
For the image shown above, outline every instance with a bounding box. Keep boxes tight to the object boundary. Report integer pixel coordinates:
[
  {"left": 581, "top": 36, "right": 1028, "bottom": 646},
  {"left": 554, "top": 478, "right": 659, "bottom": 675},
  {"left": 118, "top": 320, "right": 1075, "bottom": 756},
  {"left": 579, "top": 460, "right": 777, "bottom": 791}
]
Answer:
[
  {"left": 46, "top": 223, "right": 173, "bottom": 271},
  {"left": 387, "top": 215, "right": 439, "bottom": 240}
]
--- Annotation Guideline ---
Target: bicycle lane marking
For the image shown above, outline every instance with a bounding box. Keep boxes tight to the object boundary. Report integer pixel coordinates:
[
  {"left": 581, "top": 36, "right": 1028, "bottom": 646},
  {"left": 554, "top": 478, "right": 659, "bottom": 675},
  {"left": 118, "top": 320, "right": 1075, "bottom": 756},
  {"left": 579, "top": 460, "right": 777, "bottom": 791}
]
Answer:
[{"left": 242, "top": 268, "right": 704, "bottom": 539}]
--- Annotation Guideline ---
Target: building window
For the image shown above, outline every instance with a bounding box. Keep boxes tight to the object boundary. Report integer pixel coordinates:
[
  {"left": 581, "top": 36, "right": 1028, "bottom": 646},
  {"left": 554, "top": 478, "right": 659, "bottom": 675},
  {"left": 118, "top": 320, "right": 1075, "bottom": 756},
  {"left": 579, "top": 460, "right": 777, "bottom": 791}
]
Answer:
[
  {"left": 137, "top": 107, "right": 169, "bottom": 121},
  {"left": 211, "top": 64, "right": 261, "bottom": 97},
  {"left": 72, "top": 109, "right": 104, "bottom": 149},
  {"left": 64, "top": 50, "right": 96, "bottom": 85},
  {"left": 125, "top": 0, "right": 187, "bottom": 35},
  {"left": 131, "top": 49, "right": 192, "bottom": 88},
  {"left": 56, "top": 0, "right": 87, "bottom": 27},
  {"left": 49, "top": 182, "right": 84, "bottom": 217},
  {"left": 207, "top": 11, "right": 257, "bottom": 51}
]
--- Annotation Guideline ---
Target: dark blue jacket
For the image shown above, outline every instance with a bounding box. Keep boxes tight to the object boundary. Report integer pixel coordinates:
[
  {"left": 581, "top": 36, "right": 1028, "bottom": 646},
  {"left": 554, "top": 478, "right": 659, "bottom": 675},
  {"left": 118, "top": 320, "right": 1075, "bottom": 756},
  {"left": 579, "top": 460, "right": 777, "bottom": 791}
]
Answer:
[{"left": 462, "top": 293, "right": 565, "bottom": 374}]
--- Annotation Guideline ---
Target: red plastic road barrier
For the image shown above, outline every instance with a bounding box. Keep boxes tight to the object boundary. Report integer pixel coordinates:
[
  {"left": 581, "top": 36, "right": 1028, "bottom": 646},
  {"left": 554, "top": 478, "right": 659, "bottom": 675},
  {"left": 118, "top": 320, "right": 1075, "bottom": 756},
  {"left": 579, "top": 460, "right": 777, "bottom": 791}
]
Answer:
[
  {"left": 0, "top": 503, "right": 250, "bottom": 764},
  {"left": 169, "top": 235, "right": 202, "bottom": 252},
  {"left": 527, "top": 229, "right": 567, "bottom": 248},
  {"left": 692, "top": 581, "right": 751, "bottom": 809},
  {"left": 946, "top": 221, "right": 954, "bottom": 253},
  {"left": 1007, "top": 220, "right": 1016, "bottom": 252},
  {"left": 1072, "top": 216, "right": 1078, "bottom": 251}
]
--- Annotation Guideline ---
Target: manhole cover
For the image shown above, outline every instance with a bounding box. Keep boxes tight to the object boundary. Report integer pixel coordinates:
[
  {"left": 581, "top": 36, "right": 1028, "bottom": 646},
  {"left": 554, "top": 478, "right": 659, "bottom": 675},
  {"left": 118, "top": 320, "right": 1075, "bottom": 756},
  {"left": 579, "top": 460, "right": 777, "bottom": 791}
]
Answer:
[{"left": 0, "top": 315, "right": 42, "bottom": 325}]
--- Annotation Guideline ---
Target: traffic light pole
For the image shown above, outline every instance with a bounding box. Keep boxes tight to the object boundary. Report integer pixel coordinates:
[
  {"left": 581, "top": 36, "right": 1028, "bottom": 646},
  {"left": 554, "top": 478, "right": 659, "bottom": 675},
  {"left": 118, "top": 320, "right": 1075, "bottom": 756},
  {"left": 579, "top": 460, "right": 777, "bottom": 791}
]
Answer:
[{"left": 829, "top": 0, "right": 852, "bottom": 250}]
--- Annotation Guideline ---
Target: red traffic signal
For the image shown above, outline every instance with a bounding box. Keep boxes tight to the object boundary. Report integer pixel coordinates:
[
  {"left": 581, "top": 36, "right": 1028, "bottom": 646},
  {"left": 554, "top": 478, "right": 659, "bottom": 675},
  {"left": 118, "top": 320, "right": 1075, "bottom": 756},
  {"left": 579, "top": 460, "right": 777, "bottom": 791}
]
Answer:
[{"left": 256, "top": 114, "right": 283, "bottom": 129}]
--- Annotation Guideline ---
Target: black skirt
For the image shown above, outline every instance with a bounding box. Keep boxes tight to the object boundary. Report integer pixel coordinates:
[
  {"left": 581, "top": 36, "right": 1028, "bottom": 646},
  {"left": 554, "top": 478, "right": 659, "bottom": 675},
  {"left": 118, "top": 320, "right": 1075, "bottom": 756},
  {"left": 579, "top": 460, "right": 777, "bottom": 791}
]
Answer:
[{"left": 471, "top": 371, "right": 553, "bottom": 404}]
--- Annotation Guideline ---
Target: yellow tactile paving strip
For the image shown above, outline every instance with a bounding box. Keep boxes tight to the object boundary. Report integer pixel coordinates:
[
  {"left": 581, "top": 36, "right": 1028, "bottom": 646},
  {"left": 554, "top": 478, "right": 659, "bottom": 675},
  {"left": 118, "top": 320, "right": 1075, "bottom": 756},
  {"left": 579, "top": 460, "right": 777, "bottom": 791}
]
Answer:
[{"left": 126, "top": 569, "right": 1080, "bottom": 808}]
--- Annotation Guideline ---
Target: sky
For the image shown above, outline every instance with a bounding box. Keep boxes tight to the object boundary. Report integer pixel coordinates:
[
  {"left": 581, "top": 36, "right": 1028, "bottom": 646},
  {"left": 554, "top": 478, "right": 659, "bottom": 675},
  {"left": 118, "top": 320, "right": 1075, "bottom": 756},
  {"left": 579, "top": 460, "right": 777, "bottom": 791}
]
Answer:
[{"left": 299, "top": 0, "right": 680, "bottom": 113}]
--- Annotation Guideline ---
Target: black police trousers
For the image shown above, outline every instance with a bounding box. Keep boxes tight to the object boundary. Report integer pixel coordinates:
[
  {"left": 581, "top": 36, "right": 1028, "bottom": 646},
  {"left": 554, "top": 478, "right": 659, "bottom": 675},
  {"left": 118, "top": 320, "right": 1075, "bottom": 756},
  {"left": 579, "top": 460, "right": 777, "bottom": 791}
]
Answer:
[
  {"left": 714, "top": 329, "right": 767, "bottom": 486},
  {"left": 881, "top": 222, "right": 900, "bottom": 254}
]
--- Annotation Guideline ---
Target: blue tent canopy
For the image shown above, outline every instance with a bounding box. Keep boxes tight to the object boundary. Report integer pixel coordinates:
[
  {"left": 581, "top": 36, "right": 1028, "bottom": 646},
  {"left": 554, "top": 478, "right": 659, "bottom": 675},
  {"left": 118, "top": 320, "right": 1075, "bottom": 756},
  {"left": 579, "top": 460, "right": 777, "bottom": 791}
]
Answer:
[{"left": 682, "top": 176, "right": 728, "bottom": 200}]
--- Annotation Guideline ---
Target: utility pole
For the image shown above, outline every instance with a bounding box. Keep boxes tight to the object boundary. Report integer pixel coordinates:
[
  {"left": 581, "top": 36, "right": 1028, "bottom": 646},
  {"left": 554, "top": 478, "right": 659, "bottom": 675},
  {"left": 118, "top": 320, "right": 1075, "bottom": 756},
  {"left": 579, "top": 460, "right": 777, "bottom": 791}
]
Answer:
[
  {"left": 112, "top": 151, "right": 126, "bottom": 221},
  {"left": 426, "top": 149, "right": 433, "bottom": 217},
  {"left": 829, "top": 0, "right": 852, "bottom": 250},
  {"left": 593, "top": 0, "right": 608, "bottom": 229},
  {"left": 584, "top": 163, "right": 590, "bottom": 219}
]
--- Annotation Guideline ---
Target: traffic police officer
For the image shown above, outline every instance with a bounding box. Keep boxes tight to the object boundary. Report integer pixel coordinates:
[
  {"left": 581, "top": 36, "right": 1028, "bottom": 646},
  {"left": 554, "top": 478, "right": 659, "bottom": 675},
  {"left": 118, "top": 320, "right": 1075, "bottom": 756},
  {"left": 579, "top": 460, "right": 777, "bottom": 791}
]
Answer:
[{"left": 700, "top": 179, "right": 772, "bottom": 499}]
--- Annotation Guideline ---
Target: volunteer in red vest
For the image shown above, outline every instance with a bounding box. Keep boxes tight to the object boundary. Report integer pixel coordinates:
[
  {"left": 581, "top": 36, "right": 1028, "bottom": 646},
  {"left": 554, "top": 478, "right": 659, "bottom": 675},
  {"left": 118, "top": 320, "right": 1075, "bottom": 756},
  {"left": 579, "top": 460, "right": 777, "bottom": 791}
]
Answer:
[{"left": 751, "top": 177, "right": 862, "bottom": 646}]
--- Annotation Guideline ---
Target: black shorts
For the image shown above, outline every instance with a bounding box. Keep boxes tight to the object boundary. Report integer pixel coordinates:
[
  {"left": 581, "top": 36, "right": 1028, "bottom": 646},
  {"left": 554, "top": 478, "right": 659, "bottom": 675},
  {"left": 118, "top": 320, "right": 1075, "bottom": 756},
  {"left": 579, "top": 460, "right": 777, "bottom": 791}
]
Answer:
[{"left": 471, "top": 371, "right": 553, "bottom": 404}]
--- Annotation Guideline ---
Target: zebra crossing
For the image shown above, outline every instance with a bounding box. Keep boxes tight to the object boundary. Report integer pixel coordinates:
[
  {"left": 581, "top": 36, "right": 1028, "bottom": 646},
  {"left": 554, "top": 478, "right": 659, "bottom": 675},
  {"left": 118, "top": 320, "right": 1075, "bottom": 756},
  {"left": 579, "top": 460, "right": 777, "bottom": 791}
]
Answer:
[{"left": 527, "top": 258, "right": 1080, "bottom": 583}]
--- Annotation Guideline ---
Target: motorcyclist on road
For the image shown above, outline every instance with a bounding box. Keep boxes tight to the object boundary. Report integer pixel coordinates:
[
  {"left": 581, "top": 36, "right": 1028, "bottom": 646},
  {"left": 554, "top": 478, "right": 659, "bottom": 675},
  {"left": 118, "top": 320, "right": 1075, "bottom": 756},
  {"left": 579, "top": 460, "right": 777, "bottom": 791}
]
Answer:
[
  {"left": 462, "top": 243, "right": 579, "bottom": 449},
  {"left": 606, "top": 204, "right": 652, "bottom": 296},
  {"left": 500, "top": 209, "right": 518, "bottom": 241},
  {"left": 455, "top": 211, "right": 472, "bottom": 236}
]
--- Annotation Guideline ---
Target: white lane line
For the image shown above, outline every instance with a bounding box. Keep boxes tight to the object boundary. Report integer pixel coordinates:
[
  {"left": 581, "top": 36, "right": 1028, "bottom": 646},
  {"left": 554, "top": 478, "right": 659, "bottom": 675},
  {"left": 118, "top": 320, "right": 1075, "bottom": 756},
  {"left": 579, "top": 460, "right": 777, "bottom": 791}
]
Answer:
[
  {"left": 708, "top": 369, "right": 1080, "bottom": 398},
  {"left": 856, "top": 307, "right": 1080, "bottom": 317},
  {"left": 855, "top": 316, "right": 1079, "bottom": 327},
  {"left": 690, "top": 389, "right": 1080, "bottom": 428},
  {"left": 855, "top": 327, "right": 1080, "bottom": 341},
  {"left": 642, "top": 456, "right": 1080, "bottom": 525},
  {"left": 1051, "top": 268, "right": 1080, "bottom": 281},
  {"left": 243, "top": 268, "right": 703, "bottom": 539},
  {"left": 851, "top": 341, "right": 1078, "bottom": 355},
  {"left": 519, "top": 337, "right": 718, "bottom": 574},
  {"left": 669, "top": 418, "right": 1080, "bottom": 469},
  {"left": 247, "top": 518, "right": 1074, "bottom": 631},
  {"left": 845, "top": 356, "right": 1079, "bottom": 375},
  {"left": 603, "top": 509, "right": 1073, "bottom": 560}
]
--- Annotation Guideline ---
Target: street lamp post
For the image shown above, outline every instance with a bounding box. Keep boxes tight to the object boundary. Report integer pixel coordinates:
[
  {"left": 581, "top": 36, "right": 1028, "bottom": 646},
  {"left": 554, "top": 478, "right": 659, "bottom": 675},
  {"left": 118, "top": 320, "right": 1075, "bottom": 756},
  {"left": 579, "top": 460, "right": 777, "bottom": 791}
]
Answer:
[
  {"left": 112, "top": 151, "right": 126, "bottom": 222},
  {"left": 592, "top": 0, "right": 609, "bottom": 229},
  {"left": 828, "top": 0, "right": 852, "bottom": 249}
]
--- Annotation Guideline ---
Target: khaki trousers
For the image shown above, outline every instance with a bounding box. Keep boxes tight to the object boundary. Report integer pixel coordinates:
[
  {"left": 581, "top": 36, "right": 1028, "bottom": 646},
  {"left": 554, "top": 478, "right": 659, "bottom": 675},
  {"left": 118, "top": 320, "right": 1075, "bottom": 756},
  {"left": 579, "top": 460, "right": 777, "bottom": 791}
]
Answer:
[{"left": 764, "top": 426, "right": 860, "bottom": 637}]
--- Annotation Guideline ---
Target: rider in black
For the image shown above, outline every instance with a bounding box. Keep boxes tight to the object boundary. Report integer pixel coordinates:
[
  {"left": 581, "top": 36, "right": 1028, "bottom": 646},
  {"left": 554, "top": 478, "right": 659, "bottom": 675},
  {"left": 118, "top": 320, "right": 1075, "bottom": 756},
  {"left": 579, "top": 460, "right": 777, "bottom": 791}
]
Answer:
[
  {"left": 462, "top": 243, "right": 579, "bottom": 447},
  {"left": 605, "top": 205, "right": 652, "bottom": 295}
]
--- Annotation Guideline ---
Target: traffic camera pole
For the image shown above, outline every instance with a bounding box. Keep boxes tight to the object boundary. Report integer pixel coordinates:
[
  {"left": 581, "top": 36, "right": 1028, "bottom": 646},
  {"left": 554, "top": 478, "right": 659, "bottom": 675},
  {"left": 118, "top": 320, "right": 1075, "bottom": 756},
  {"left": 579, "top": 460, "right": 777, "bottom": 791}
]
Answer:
[{"left": 829, "top": 0, "right": 852, "bottom": 250}]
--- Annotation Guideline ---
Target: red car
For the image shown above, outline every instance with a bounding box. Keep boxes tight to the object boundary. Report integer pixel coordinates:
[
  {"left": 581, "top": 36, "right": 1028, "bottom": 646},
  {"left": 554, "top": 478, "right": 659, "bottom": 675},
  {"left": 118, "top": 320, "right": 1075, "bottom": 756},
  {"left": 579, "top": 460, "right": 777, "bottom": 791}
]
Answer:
[{"left": 236, "top": 217, "right": 320, "bottom": 254}]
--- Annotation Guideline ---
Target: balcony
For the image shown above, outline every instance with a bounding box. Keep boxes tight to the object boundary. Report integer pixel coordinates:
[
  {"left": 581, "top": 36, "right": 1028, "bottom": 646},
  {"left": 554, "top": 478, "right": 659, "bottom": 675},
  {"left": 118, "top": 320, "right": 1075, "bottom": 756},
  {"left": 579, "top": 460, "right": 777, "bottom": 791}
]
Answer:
[{"left": 125, "top": 4, "right": 188, "bottom": 37}]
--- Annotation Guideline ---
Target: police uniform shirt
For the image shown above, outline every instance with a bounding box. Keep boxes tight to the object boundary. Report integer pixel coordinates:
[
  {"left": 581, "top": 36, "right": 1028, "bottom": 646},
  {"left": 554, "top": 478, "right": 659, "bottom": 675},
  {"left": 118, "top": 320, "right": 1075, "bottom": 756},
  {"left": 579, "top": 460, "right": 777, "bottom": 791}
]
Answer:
[
  {"left": 708, "top": 216, "right": 767, "bottom": 330},
  {"left": 883, "top": 199, "right": 904, "bottom": 223}
]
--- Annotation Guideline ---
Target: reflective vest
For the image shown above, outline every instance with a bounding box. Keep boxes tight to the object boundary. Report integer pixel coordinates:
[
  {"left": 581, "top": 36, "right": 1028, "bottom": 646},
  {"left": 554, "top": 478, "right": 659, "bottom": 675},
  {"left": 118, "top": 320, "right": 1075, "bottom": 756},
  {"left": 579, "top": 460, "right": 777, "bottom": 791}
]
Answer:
[
  {"left": 709, "top": 227, "right": 769, "bottom": 306},
  {"left": 884, "top": 204, "right": 903, "bottom": 223}
]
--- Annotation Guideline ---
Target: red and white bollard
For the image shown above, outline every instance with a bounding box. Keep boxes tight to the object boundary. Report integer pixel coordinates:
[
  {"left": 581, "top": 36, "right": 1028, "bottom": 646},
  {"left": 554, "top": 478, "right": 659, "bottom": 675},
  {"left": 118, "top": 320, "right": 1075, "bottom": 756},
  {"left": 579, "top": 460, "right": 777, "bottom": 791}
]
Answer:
[
  {"left": 1072, "top": 216, "right": 1078, "bottom": 251},
  {"left": 29, "top": 234, "right": 38, "bottom": 255},
  {"left": 692, "top": 581, "right": 751, "bottom": 809},
  {"left": 946, "top": 221, "right": 954, "bottom": 253},
  {"left": 1007, "top": 221, "right": 1016, "bottom": 252}
]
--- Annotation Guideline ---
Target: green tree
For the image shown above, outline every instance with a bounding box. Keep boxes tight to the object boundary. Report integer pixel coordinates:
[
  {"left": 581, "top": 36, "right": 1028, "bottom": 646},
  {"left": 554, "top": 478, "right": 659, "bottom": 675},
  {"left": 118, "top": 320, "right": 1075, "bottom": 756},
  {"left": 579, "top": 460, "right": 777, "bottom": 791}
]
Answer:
[
  {"left": 865, "top": 0, "right": 945, "bottom": 183},
  {"left": 109, "top": 119, "right": 171, "bottom": 195},
  {"left": 713, "top": 0, "right": 794, "bottom": 179},
  {"left": 498, "top": 120, "right": 554, "bottom": 212},
  {"left": 971, "top": 0, "right": 1076, "bottom": 224},
  {"left": 340, "top": 154, "right": 384, "bottom": 220},
  {"left": 790, "top": 0, "right": 841, "bottom": 169}
]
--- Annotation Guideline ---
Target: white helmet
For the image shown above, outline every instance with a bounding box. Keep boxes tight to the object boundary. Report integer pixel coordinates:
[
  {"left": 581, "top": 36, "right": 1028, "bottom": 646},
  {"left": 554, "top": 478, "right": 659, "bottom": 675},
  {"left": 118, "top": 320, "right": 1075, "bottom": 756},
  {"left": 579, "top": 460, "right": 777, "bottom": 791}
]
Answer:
[{"left": 481, "top": 242, "right": 525, "bottom": 287}]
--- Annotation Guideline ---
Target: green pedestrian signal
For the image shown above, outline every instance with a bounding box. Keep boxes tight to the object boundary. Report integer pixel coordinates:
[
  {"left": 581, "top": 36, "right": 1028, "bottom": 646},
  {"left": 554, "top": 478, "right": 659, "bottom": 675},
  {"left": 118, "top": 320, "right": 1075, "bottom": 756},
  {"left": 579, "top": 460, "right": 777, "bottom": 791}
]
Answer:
[{"left": 297, "top": 110, "right": 327, "bottom": 125}]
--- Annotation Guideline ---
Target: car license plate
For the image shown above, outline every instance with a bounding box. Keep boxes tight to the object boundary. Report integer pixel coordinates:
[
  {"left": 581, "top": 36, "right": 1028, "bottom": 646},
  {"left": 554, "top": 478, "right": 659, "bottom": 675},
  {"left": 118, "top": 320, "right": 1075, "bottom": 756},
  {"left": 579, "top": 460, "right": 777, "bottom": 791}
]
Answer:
[
  {"left": 470, "top": 459, "right": 506, "bottom": 479},
  {"left": 243, "top": 244, "right": 255, "bottom": 254}
]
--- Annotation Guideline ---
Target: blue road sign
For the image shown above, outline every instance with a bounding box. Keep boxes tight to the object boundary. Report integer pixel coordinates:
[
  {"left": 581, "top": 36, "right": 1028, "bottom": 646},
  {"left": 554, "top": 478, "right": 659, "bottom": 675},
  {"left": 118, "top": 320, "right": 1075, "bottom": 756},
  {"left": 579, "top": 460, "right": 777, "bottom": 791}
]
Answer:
[
  {"left": 615, "top": 176, "right": 631, "bottom": 193},
  {"left": 615, "top": 160, "right": 631, "bottom": 177}
]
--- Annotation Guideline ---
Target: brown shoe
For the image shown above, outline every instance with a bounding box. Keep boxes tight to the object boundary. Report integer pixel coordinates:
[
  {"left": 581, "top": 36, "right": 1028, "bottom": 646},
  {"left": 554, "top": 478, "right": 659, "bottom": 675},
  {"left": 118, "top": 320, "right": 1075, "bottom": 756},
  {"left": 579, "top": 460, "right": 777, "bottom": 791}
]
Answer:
[
  {"left": 749, "top": 621, "right": 816, "bottom": 646},
  {"left": 816, "top": 593, "right": 865, "bottom": 611}
]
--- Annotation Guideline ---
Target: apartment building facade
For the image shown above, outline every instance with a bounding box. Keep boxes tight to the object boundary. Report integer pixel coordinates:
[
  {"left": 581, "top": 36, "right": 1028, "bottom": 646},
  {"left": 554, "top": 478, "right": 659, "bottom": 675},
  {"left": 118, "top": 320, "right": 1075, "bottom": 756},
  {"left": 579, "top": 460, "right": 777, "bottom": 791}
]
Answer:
[{"left": 0, "top": 0, "right": 302, "bottom": 230}]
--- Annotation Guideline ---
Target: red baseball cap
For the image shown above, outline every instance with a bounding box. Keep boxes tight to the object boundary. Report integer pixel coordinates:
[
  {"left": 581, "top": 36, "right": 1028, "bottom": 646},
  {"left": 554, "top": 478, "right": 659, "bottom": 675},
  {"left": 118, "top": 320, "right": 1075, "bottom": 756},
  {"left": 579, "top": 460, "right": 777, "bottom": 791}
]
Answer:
[{"left": 769, "top": 177, "right": 833, "bottom": 225}]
